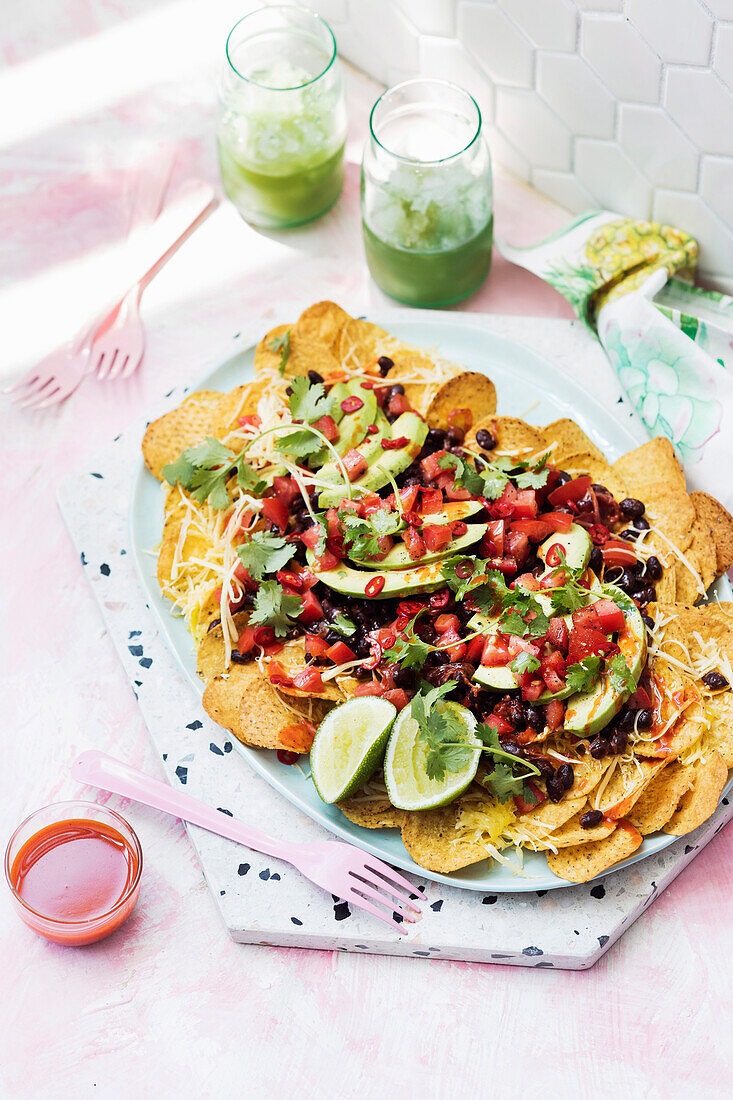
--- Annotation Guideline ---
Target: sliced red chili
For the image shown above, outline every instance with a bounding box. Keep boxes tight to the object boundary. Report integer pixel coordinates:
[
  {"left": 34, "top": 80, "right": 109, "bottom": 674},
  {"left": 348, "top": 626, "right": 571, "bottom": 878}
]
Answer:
[
  {"left": 429, "top": 589, "right": 451, "bottom": 609},
  {"left": 277, "top": 750, "right": 299, "bottom": 765},
  {"left": 366, "top": 423, "right": 378, "bottom": 435},
  {"left": 360, "top": 380, "right": 375, "bottom": 389},
  {"left": 589, "top": 523, "right": 610, "bottom": 546},
  {"left": 381, "top": 436, "right": 409, "bottom": 450},
  {"left": 452, "top": 521, "right": 468, "bottom": 537},
  {"left": 341, "top": 396, "right": 364, "bottom": 413},
  {"left": 455, "top": 558, "right": 475, "bottom": 579},
  {"left": 545, "top": 542, "right": 565, "bottom": 567},
  {"left": 254, "top": 626, "right": 275, "bottom": 646},
  {"left": 365, "top": 575, "right": 386, "bottom": 597}
]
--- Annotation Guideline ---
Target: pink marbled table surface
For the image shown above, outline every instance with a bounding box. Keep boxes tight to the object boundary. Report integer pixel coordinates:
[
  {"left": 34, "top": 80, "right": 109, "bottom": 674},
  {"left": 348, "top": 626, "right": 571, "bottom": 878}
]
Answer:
[{"left": 1, "top": 4, "right": 731, "bottom": 1097}]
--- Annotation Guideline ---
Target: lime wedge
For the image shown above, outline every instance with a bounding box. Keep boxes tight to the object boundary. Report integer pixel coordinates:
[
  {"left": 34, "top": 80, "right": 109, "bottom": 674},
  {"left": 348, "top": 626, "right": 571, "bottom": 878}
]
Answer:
[
  {"left": 310, "top": 697, "right": 397, "bottom": 804},
  {"left": 384, "top": 701, "right": 481, "bottom": 811}
]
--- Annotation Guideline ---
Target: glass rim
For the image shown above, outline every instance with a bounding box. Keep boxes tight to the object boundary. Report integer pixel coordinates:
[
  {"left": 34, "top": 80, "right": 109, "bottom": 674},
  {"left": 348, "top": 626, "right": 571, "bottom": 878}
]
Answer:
[
  {"left": 225, "top": 6, "right": 338, "bottom": 91},
  {"left": 369, "top": 78, "right": 483, "bottom": 166},
  {"left": 4, "top": 800, "right": 143, "bottom": 927}
]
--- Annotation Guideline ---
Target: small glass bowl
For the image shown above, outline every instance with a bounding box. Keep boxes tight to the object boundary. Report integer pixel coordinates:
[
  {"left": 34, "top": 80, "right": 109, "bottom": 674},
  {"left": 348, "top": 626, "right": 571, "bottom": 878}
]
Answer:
[{"left": 5, "top": 801, "right": 143, "bottom": 946}]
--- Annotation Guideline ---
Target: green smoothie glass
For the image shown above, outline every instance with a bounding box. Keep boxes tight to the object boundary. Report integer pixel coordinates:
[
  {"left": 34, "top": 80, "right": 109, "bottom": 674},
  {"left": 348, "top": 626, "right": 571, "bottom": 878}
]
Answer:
[
  {"left": 362, "top": 79, "right": 493, "bottom": 307},
  {"left": 218, "top": 7, "right": 347, "bottom": 228}
]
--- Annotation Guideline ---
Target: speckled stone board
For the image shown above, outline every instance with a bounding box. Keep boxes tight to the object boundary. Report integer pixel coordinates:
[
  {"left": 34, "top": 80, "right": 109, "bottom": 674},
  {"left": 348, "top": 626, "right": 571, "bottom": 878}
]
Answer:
[{"left": 57, "top": 316, "right": 733, "bottom": 970}]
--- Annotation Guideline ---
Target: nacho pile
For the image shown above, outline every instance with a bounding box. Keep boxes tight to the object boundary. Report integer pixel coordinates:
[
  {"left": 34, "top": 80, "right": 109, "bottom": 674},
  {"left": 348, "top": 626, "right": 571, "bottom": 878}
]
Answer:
[{"left": 142, "top": 302, "right": 733, "bottom": 884}]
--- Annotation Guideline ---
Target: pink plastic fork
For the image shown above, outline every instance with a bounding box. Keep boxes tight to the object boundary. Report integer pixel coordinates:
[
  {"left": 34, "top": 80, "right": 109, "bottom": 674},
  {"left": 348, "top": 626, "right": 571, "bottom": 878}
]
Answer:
[{"left": 72, "top": 751, "right": 423, "bottom": 934}]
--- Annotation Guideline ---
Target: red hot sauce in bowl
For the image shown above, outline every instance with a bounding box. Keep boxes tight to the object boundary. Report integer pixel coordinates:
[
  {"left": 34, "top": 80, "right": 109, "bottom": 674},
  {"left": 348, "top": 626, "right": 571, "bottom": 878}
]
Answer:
[{"left": 5, "top": 802, "right": 142, "bottom": 945}]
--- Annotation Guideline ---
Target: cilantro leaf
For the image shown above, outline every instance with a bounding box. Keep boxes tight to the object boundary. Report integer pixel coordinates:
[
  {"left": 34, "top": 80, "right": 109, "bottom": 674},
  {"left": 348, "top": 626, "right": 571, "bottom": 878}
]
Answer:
[
  {"left": 510, "top": 651, "right": 541, "bottom": 677},
  {"left": 237, "top": 465, "right": 267, "bottom": 495},
  {"left": 548, "top": 580, "right": 590, "bottom": 615},
  {"left": 467, "top": 570, "right": 509, "bottom": 614},
  {"left": 163, "top": 438, "right": 268, "bottom": 510},
  {"left": 483, "top": 762, "right": 528, "bottom": 802},
  {"left": 269, "top": 329, "right": 291, "bottom": 376},
  {"left": 499, "top": 587, "right": 550, "bottom": 638},
  {"left": 480, "top": 466, "right": 510, "bottom": 500},
  {"left": 607, "top": 653, "right": 635, "bottom": 694},
  {"left": 565, "top": 654, "right": 603, "bottom": 694},
  {"left": 276, "top": 427, "right": 323, "bottom": 459},
  {"left": 410, "top": 682, "right": 470, "bottom": 782},
  {"left": 441, "top": 555, "right": 481, "bottom": 600},
  {"left": 341, "top": 508, "right": 403, "bottom": 560},
  {"left": 513, "top": 454, "right": 550, "bottom": 490},
  {"left": 330, "top": 613, "right": 356, "bottom": 637},
  {"left": 287, "top": 374, "right": 329, "bottom": 423},
  {"left": 249, "top": 580, "right": 303, "bottom": 637},
  {"left": 236, "top": 532, "right": 294, "bottom": 582},
  {"left": 382, "top": 614, "right": 432, "bottom": 671},
  {"left": 437, "top": 453, "right": 485, "bottom": 496}
]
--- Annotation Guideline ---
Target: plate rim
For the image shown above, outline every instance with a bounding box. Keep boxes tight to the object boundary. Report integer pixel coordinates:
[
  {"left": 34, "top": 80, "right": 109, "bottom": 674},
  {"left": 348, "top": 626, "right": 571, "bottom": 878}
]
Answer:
[{"left": 128, "top": 310, "right": 732, "bottom": 893}]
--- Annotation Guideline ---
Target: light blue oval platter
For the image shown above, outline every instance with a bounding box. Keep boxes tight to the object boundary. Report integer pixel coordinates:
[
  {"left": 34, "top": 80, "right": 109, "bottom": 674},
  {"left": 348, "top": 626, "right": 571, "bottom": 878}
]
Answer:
[{"left": 129, "top": 311, "right": 732, "bottom": 892}]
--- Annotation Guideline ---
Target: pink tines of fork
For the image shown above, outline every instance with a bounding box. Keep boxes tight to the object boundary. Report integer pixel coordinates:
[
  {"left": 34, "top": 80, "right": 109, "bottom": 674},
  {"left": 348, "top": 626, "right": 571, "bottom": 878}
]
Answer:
[
  {"left": 5, "top": 156, "right": 173, "bottom": 410},
  {"left": 71, "top": 751, "right": 423, "bottom": 935}
]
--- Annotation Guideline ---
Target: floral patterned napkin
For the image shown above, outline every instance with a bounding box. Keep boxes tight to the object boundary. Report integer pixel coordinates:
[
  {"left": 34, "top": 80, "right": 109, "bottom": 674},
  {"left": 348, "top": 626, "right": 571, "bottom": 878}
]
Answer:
[{"left": 497, "top": 213, "right": 733, "bottom": 510}]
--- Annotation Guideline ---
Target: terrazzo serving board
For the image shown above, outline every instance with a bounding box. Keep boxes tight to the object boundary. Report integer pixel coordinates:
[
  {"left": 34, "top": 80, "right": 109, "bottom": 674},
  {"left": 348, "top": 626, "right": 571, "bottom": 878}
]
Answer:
[{"left": 58, "top": 313, "right": 733, "bottom": 970}]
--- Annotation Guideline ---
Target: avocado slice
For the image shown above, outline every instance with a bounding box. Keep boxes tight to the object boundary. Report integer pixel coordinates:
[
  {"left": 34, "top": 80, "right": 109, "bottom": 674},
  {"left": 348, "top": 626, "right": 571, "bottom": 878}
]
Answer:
[
  {"left": 329, "top": 378, "right": 379, "bottom": 458},
  {"left": 351, "top": 524, "right": 487, "bottom": 571},
  {"left": 469, "top": 614, "right": 517, "bottom": 692},
  {"left": 538, "top": 523, "right": 592, "bottom": 574},
  {"left": 318, "top": 411, "right": 428, "bottom": 508},
  {"left": 563, "top": 584, "right": 647, "bottom": 738},
  {"left": 307, "top": 553, "right": 448, "bottom": 598},
  {"left": 307, "top": 381, "right": 350, "bottom": 468}
]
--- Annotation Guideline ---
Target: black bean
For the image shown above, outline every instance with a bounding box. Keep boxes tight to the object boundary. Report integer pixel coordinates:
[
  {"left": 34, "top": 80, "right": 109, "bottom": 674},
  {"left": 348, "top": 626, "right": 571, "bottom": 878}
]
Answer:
[
  {"left": 425, "top": 650, "right": 449, "bottom": 668},
  {"left": 645, "top": 555, "right": 663, "bottom": 581},
  {"left": 609, "top": 728, "right": 628, "bottom": 754},
  {"left": 535, "top": 759, "right": 555, "bottom": 781},
  {"left": 576, "top": 742, "right": 587, "bottom": 756},
  {"left": 620, "top": 497, "right": 645, "bottom": 518},
  {"left": 230, "top": 650, "right": 250, "bottom": 664},
  {"left": 637, "top": 586, "right": 656, "bottom": 606},
  {"left": 642, "top": 613, "right": 655, "bottom": 630},
  {"left": 307, "top": 370, "right": 324, "bottom": 384},
  {"left": 353, "top": 666, "right": 371, "bottom": 681},
  {"left": 616, "top": 706, "right": 636, "bottom": 732},
  {"left": 580, "top": 809, "right": 604, "bottom": 829},
  {"left": 630, "top": 558, "right": 646, "bottom": 576},
  {"left": 427, "top": 428, "right": 446, "bottom": 448},
  {"left": 387, "top": 383, "right": 405, "bottom": 400},
  {"left": 619, "top": 528, "right": 639, "bottom": 542},
  {"left": 589, "top": 547, "right": 603, "bottom": 573},
  {"left": 393, "top": 665, "right": 416, "bottom": 688},
  {"left": 500, "top": 740, "right": 522, "bottom": 758},
  {"left": 702, "top": 670, "right": 729, "bottom": 690},
  {"left": 636, "top": 708, "right": 653, "bottom": 730},
  {"left": 555, "top": 471, "right": 572, "bottom": 486},
  {"left": 377, "top": 355, "right": 394, "bottom": 376},
  {"left": 557, "top": 763, "right": 574, "bottom": 790},
  {"left": 475, "top": 428, "right": 497, "bottom": 451},
  {"left": 591, "top": 483, "right": 610, "bottom": 495},
  {"left": 508, "top": 700, "right": 526, "bottom": 728},
  {"left": 633, "top": 515, "right": 650, "bottom": 531},
  {"left": 546, "top": 775, "right": 565, "bottom": 802},
  {"left": 446, "top": 426, "right": 465, "bottom": 446},
  {"left": 526, "top": 706, "right": 545, "bottom": 731},
  {"left": 618, "top": 569, "right": 641, "bottom": 593},
  {"left": 589, "top": 736, "right": 610, "bottom": 759}
]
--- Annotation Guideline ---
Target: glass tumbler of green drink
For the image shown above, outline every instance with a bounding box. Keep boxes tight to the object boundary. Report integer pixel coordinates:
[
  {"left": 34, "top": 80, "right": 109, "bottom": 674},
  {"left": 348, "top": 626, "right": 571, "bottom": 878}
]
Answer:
[
  {"left": 218, "top": 6, "right": 347, "bottom": 228},
  {"left": 362, "top": 79, "right": 494, "bottom": 307}
]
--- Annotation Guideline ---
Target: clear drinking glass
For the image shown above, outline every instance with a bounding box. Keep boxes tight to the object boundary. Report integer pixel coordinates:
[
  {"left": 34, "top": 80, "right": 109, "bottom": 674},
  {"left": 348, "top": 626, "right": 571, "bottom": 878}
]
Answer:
[
  {"left": 217, "top": 6, "right": 347, "bottom": 228},
  {"left": 362, "top": 79, "right": 494, "bottom": 307}
]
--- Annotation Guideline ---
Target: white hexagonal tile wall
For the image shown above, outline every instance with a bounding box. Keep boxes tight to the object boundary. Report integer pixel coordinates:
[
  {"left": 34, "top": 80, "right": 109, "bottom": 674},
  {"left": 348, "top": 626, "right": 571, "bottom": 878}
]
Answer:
[
  {"left": 627, "top": 0, "right": 713, "bottom": 66},
  {"left": 618, "top": 105, "right": 700, "bottom": 191},
  {"left": 536, "top": 52, "right": 615, "bottom": 138},
  {"left": 665, "top": 68, "right": 733, "bottom": 156},
  {"left": 703, "top": 0, "right": 733, "bottom": 16},
  {"left": 581, "top": 14, "right": 662, "bottom": 103},
  {"left": 531, "top": 168, "right": 597, "bottom": 213},
  {"left": 653, "top": 189, "right": 733, "bottom": 275},
  {"left": 714, "top": 24, "right": 733, "bottom": 90},
  {"left": 575, "top": 139, "right": 653, "bottom": 218},
  {"left": 458, "top": 3, "right": 534, "bottom": 88},
  {"left": 419, "top": 36, "right": 495, "bottom": 125},
  {"left": 499, "top": 0, "right": 577, "bottom": 52},
  {"left": 496, "top": 88, "right": 572, "bottom": 172},
  {"left": 394, "top": 0, "right": 456, "bottom": 37},
  {"left": 700, "top": 157, "right": 733, "bottom": 229}
]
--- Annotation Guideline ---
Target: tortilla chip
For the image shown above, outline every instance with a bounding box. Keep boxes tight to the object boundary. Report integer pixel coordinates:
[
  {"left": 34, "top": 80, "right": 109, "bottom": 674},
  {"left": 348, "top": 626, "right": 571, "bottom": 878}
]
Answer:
[
  {"left": 546, "top": 812, "right": 616, "bottom": 848},
  {"left": 400, "top": 802, "right": 488, "bottom": 872},
  {"left": 335, "top": 316, "right": 403, "bottom": 372},
  {"left": 547, "top": 824, "right": 642, "bottom": 883},
  {"left": 254, "top": 323, "right": 340, "bottom": 381},
  {"left": 425, "top": 371, "right": 497, "bottom": 431},
  {"left": 294, "top": 300, "right": 352, "bottom": 354},
  {"left": 628, "top": 761, "right": 695, "bottom": 834},
  {"left": 565, "top": 757, "right": 613, "bottom": 799},
  {"left": 707, "top": 691, "right": 733, "bottom": 768},
  {"left": 142, "top": 390, "right": 224, "bottom": 480},
  {"left": 612, "top": 436, "right": 687, "bottom": 499},
  {"left": 195, "top": 616, "right": 249, "bottom": 681},
  {"left": 466, "top": 415, "right": 544, "bottom": 459},
  {"left": 593, "top": 757, "right": 667, "bottom": 816},
  {"left": 690, "top": 490, "right": 733, "bottom": 576},
  {"left": 210, "top": 381, "right": 272, "bottom": 442},
  {"left": 643, "top": 715, "right": 705, "bottom": 760},
  {"left": 540, "top": 419, "right": 607, "bottom": 466},
  {"left": 664, "top": 751, "right": 728, "bottom": 835},
  {"left": 517, "top": 793, "right": 587, "bottom": 832},
  {"left": 338, "top": 797, "right": 405, "bottom": 829},
  {"left": 673, "top": 514, "right": 717, "bottom": 604}
]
